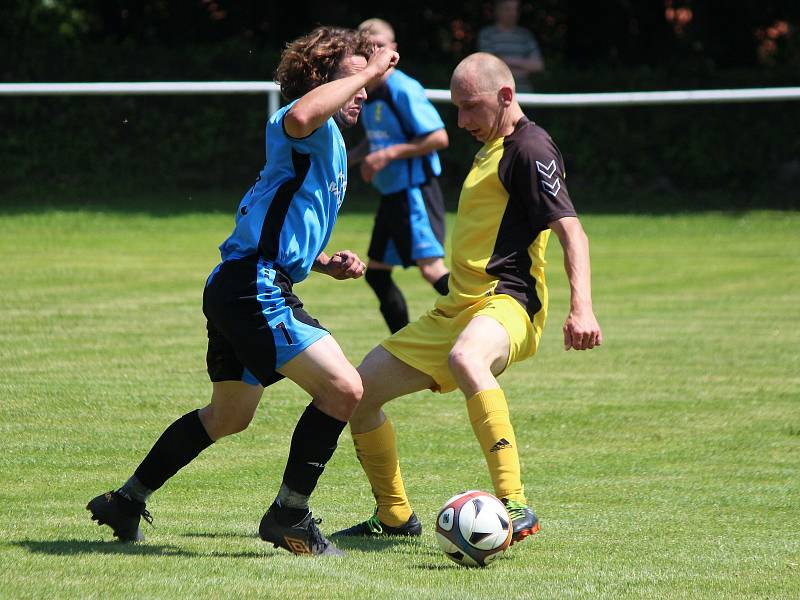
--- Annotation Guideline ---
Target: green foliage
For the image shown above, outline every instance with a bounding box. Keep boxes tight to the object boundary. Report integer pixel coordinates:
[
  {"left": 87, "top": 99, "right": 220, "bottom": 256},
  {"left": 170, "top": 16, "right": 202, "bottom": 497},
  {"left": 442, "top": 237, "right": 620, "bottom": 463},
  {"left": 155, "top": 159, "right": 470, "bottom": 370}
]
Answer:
[
  {"left": 1, "top": 36, "right": 799, "bottom": 211},
  {"left": 1, "top": 206, "right": 799, "bottom": 598}
]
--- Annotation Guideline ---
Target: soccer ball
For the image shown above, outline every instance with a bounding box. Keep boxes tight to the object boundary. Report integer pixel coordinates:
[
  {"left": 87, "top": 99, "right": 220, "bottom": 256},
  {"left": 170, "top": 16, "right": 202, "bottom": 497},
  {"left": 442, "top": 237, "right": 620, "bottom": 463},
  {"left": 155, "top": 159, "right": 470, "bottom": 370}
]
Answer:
[{"left": 435, "top": 490, "right": 512, "bottom": 567}]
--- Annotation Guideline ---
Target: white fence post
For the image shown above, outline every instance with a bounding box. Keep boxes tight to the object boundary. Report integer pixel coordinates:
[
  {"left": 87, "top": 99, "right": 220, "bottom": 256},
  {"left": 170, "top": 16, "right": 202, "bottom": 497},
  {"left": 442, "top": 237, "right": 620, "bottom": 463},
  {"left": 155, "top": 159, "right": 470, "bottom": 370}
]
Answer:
[{"left": 267, "top": 89, "right": 280, "bottom": 116}]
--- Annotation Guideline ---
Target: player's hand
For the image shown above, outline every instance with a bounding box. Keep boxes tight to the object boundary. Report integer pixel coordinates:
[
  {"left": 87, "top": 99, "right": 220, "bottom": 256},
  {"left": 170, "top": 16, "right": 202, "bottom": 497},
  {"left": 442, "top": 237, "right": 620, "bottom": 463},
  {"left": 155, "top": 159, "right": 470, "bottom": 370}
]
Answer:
[
  {"left": 360, "top": 149, "right": 392, "bottom": 182},
  {"left": 366, "top": 47, "right": 399, "bottom": 82},
  {"left": 326, "top": 250, "right": 366, "bottom": 280},
  {"left": 563, "top": 308, "right": 602, "bottom": 351}
]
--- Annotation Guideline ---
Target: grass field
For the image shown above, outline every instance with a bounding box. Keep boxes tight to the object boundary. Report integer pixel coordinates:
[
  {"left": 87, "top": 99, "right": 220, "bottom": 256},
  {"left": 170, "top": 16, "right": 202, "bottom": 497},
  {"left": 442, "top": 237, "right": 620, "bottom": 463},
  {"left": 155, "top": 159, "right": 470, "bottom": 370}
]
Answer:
[{"left": 1, "top": 204, "right": 798, "bottom": 599}]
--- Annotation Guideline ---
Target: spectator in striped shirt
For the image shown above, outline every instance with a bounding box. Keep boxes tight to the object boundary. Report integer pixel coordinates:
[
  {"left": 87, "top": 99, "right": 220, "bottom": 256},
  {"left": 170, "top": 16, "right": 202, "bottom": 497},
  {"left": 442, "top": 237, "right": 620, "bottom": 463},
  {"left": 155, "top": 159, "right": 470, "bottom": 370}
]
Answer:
[{"left": 477, "top": 0, "right": 545, "bottom": 92}]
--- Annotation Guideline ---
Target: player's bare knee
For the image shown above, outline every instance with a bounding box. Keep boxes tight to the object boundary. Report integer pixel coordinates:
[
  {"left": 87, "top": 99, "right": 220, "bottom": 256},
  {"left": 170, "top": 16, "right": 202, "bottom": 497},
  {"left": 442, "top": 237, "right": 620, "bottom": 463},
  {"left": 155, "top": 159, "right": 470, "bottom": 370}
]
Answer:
[
  {"left": 225, "top": 411, "right": 256, "bottom": 435},
  {"left": 448, "top": 346, "right": 479, "bottom": 378},
  {"left": 325, "top": 373, "right": 364, "bottom": 415},
  {"left": 199, "top": 405, "right": 254, "bottom": 440},
  {"left": 342, "top": 378, "right": 364, "bottom": 412}
]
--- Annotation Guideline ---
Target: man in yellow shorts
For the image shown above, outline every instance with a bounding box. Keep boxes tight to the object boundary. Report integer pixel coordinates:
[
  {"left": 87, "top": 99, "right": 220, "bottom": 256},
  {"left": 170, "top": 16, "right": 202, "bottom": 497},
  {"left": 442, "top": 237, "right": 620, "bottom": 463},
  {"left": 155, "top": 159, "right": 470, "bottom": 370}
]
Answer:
[{"left": 334, "top": 52, "right": 602, "bottom": 543}]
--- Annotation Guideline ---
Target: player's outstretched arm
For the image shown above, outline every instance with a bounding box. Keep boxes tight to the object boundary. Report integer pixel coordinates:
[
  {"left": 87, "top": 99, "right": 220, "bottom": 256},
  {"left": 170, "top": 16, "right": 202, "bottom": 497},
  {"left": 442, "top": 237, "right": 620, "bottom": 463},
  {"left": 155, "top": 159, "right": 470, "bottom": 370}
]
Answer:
[
  {"left": 549, "top": 216, "right": 602, "bottom": 351},
  {"left": 285, "top": 47, "right": 399, "bottom": 138},
  {"left": 312, "top": 250, "right": 366, "bottom": 280}
]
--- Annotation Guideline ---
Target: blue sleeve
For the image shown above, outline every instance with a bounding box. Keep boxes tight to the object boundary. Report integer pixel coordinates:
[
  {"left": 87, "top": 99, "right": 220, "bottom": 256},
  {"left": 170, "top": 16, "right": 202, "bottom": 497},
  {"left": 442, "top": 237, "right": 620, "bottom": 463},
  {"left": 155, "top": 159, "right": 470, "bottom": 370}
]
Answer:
[
  {"left": 272, "top": 103, "right": 334, "bottom": 154},
  {"left": 391, "top": 79, "right": 445, "bottom": 139},
  {"left": 291, "top": 118, "right": 336, "bottom": 155}
]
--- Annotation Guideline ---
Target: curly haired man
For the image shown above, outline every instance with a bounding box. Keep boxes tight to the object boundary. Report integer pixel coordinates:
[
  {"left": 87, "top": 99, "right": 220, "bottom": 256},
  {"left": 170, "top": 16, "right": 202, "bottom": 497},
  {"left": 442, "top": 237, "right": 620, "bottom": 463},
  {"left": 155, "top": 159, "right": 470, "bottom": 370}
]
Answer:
[{"left": 87, "top": 27, "right": 398, "bottom": 557}]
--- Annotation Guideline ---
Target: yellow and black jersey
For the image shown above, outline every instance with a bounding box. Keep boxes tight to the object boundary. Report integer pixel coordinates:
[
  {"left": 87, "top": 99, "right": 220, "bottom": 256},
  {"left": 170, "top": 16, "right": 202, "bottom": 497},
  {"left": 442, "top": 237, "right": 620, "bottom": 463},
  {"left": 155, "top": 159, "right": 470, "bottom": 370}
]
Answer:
[{"left": 437, "top": 117, "right": 576, "bottom": 321}]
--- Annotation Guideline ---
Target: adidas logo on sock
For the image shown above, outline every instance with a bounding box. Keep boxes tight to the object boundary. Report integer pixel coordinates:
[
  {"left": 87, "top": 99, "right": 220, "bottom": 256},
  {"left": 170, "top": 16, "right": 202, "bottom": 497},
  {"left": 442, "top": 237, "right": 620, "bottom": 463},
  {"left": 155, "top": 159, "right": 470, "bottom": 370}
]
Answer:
[{"left": 490, "top": 438, "right": 513, "bottom": 452}]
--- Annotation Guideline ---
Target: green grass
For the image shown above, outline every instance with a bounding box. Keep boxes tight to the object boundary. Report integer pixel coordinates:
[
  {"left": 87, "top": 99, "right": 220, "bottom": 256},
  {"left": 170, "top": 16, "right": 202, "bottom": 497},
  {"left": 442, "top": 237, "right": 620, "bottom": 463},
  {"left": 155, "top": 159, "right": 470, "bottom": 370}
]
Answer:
[{"left": 1, "top": 204, "right": 798, "bottom": 599}]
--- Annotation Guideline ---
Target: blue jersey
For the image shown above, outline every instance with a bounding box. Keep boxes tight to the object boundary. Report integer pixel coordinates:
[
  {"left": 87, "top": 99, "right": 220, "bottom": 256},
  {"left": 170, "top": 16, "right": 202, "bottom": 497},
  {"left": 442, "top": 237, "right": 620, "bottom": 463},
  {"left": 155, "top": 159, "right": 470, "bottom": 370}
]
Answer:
[
  {"left": 360, "top": 69, "right": 444, "bottom": 195},
  {"left": 218, "top": 102, "right": 347, "bottom": 283}
]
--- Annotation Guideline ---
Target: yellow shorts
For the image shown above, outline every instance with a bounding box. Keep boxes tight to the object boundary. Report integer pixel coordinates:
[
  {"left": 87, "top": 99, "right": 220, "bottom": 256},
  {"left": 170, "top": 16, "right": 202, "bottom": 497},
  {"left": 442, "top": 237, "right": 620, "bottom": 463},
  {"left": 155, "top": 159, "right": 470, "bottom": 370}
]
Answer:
[{"left": 381, "top": 294, "right": 542, "bottom": 394}]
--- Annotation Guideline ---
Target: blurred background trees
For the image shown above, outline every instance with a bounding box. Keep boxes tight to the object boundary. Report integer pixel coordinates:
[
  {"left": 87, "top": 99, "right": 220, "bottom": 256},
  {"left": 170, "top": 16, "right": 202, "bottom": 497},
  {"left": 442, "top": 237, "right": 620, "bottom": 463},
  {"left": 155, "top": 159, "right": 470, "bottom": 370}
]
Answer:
[
  {"left": 3, "top": 0, "right": 799, "bottom": 80},
  {"left": 1, "top": 1, "right": 798, "bottom": 210}
]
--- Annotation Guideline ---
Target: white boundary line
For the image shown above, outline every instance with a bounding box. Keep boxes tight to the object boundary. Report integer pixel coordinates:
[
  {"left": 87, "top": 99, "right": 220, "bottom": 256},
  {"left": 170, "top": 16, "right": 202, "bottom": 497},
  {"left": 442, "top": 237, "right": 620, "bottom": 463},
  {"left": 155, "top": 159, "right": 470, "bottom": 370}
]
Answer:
[{"left": 1, "top": 82, "right": 800, "bottom": 111}]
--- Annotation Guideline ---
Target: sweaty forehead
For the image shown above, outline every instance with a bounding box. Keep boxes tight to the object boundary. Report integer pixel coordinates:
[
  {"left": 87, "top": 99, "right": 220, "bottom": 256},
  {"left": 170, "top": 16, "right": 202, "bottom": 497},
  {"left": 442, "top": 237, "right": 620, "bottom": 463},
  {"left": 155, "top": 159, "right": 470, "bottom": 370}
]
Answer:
[
  {"left": 451, "top": 73, "right": 489, "bottom": 101},
  {"left": 337, "top": 54, "right": 367, "bottom": 76}
]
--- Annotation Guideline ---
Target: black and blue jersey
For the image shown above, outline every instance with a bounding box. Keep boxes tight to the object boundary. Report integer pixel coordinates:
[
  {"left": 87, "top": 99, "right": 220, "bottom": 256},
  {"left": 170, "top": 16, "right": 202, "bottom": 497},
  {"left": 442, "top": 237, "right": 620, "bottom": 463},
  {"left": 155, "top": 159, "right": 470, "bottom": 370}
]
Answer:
[{"left": 218, "top": 101, "right": 347, "bottom": 283}]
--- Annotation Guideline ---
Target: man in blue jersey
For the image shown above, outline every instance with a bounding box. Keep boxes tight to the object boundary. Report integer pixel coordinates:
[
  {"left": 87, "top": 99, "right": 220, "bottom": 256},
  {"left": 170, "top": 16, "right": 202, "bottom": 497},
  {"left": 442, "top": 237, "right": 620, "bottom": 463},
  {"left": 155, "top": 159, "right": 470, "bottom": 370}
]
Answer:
[
  {"left": 349, "top": 19, "right": 451, "bottom": 334},
  {"left": 87, "top": 27, "right": 399, "bottom": 557}
]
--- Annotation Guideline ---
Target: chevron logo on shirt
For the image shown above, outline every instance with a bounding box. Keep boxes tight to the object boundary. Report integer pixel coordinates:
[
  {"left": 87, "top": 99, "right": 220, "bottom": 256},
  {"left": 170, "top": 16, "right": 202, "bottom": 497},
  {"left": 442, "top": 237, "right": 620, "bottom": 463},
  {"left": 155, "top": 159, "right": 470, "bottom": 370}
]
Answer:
[{"left": 536, "top": 159, "right": 561, "bottom": 197}]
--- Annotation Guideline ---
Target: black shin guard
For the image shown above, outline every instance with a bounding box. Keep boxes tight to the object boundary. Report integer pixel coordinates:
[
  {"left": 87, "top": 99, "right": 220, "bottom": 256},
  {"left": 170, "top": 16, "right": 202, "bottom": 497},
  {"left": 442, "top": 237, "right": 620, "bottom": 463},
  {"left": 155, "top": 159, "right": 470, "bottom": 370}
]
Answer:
[
  {"left": 432, "top": 273, "right": 450, "bottom": 296},
  {"left": 365, "top": 268, "right": 409, "bottom": 333},
  {"left": 133, "top": 409, "right": 214, "bottom": 492},
  {"left": 281, "top": 403, "right": 347, "bottom": 497}
]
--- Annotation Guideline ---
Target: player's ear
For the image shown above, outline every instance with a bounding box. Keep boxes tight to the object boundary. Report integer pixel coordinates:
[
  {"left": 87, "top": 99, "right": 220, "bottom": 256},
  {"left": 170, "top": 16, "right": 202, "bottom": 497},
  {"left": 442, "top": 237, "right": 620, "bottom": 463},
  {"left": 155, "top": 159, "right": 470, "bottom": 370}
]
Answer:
[{"left": 498, "top": 85, "right": 513, "bottom": 106}]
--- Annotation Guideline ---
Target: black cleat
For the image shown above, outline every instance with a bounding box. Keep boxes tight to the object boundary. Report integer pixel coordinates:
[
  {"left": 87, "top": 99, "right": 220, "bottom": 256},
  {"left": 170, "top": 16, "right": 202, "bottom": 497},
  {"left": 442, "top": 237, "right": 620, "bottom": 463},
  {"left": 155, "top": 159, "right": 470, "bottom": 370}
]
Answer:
[
  {"left": 87, "top": 490, "right": 153, "bottom": 542},
  {"left": 259, "top": 503, "right": 343, "bottom": 556},
  {"left": 502, "top": 498, "right": 540, "bottom": 544},
  {"left": 332, "top": 509, "right": 422, "bottom": 538}
]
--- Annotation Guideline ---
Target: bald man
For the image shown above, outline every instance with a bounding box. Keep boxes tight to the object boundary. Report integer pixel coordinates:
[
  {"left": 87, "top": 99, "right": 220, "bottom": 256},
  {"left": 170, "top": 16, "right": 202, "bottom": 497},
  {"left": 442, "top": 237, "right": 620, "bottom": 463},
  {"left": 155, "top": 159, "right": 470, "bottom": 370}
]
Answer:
[{"left": 334, "top": 53, "right": 602, "bottom": 545}]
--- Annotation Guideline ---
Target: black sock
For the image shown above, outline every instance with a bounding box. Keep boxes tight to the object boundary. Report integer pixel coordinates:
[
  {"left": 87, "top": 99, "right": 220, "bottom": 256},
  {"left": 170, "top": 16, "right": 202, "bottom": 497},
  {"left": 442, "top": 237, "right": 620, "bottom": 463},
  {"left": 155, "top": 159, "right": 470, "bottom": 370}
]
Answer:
[
  {"left": 133, "top": 409, "right": 214, "bottom": 492},
  {"left": 365, "top": 268, "right": 408, "bottom": 333},
  {"left": 281, "top": 403, "right": 347, "bottom": 499},
  {"left": 432, "top": 273, "right": 450, "bottom": 296}
]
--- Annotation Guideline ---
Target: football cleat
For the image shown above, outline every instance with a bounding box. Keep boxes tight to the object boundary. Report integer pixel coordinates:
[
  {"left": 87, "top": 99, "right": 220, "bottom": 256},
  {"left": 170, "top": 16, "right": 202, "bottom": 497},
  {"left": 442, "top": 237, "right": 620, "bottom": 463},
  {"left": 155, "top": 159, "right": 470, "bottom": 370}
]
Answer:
[
  {"left": 87, "top": 490, "right": 153, "bottom": 542},
  {"left": 259, "top": 503, "right": 343, "bottom": 556},
  {"left": 332, "top": 509, "right": 422, "bottom": 538},
  {"left": 502, "top": 498, "right": 540, "bottom": 544}
]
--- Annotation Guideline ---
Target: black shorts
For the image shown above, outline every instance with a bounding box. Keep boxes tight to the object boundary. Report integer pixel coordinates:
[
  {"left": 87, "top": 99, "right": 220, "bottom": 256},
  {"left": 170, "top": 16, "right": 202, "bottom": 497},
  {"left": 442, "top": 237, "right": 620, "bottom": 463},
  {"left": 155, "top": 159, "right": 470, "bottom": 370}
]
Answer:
[
  {"left": 367, "top": 177, "right": 446, "bottom": 268},
  {"left": 203, "top": 257, "right": 328, "bottom": 388}
]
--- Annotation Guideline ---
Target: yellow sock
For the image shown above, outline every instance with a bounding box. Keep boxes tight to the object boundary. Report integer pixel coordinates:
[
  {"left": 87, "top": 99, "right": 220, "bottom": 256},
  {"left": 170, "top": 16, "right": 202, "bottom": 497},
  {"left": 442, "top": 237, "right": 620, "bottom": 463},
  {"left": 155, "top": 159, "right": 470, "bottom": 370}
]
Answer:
[
  {"left": 351, "top": 418, "right": 413, "bottom": 527},
  {"left": 466, "top": 388, "right": 526, "bottom": 503}
]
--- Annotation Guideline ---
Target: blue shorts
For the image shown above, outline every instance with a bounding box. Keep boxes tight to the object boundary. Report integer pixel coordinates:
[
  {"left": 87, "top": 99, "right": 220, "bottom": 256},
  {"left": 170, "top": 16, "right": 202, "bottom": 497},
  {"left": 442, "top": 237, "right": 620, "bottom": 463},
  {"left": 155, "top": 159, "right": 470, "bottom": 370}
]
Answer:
[
  {"left": 368, "top": 177, "right": 446, "bottom": 268},
  {"left": 203, "top": 257, "right": 328, "bottom": 387}
]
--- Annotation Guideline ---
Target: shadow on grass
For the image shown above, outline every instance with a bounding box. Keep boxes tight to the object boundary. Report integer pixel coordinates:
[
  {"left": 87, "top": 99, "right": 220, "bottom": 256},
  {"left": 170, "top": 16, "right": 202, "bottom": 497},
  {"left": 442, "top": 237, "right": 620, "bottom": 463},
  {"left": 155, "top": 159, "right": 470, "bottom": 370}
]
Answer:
[
  {"left": 181, "top": 531, "right": 256, "bottom": 540},
  {"left": 330, "top": 534, "right": 438, "bottom": 556},
  {"left": 411, "top": 563, "right": 462, "bottom": 570},
  {"left": 13, "top": 539, "right": 195, "bottom": 557},
  {"left": 11, "top": 539, "right": 267, "bottom": 559}
]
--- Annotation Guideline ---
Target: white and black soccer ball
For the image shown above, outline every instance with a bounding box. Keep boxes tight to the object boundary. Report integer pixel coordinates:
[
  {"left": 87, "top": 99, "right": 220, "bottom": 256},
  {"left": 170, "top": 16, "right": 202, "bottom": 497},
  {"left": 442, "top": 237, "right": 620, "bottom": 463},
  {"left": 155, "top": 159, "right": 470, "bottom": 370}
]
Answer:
[{"left": 435, "top": 490, "right": 512, "bottom": 567}]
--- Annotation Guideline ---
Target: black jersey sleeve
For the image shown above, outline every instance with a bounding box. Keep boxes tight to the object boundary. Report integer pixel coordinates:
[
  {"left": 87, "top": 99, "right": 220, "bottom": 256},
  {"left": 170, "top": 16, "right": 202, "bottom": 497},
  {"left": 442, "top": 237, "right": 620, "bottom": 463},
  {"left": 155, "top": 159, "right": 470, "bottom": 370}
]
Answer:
[{"left": 498, "top": 123, "right": 577, "bottom": 229}]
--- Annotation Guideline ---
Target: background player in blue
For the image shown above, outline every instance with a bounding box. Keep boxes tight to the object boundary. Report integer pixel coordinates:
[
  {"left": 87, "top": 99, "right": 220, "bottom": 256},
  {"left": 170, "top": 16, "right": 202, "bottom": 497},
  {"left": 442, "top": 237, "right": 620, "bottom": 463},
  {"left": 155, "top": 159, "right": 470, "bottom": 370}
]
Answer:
[
  {"left": 87, "top": 27, "right": 400, "bottom": 557},
  {"left": 349, "top": 19, "right": 451, "bottom": 333}
]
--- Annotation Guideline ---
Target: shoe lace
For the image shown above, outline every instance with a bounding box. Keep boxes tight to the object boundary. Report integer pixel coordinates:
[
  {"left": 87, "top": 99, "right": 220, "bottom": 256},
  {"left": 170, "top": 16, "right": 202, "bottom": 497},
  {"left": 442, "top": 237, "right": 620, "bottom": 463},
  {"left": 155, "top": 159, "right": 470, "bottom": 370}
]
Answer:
[
  {"left": 308, "top": 517, "right": 329, "bottom": 550},
  {"left": 503, "top": 499, "right": 528, "bottom": 520},
  {"left": 141, "top": 508, "right": 154, "bottom": 527},
  {"left": 364, "top": 512, "right": 384, "bottom": 535}
]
